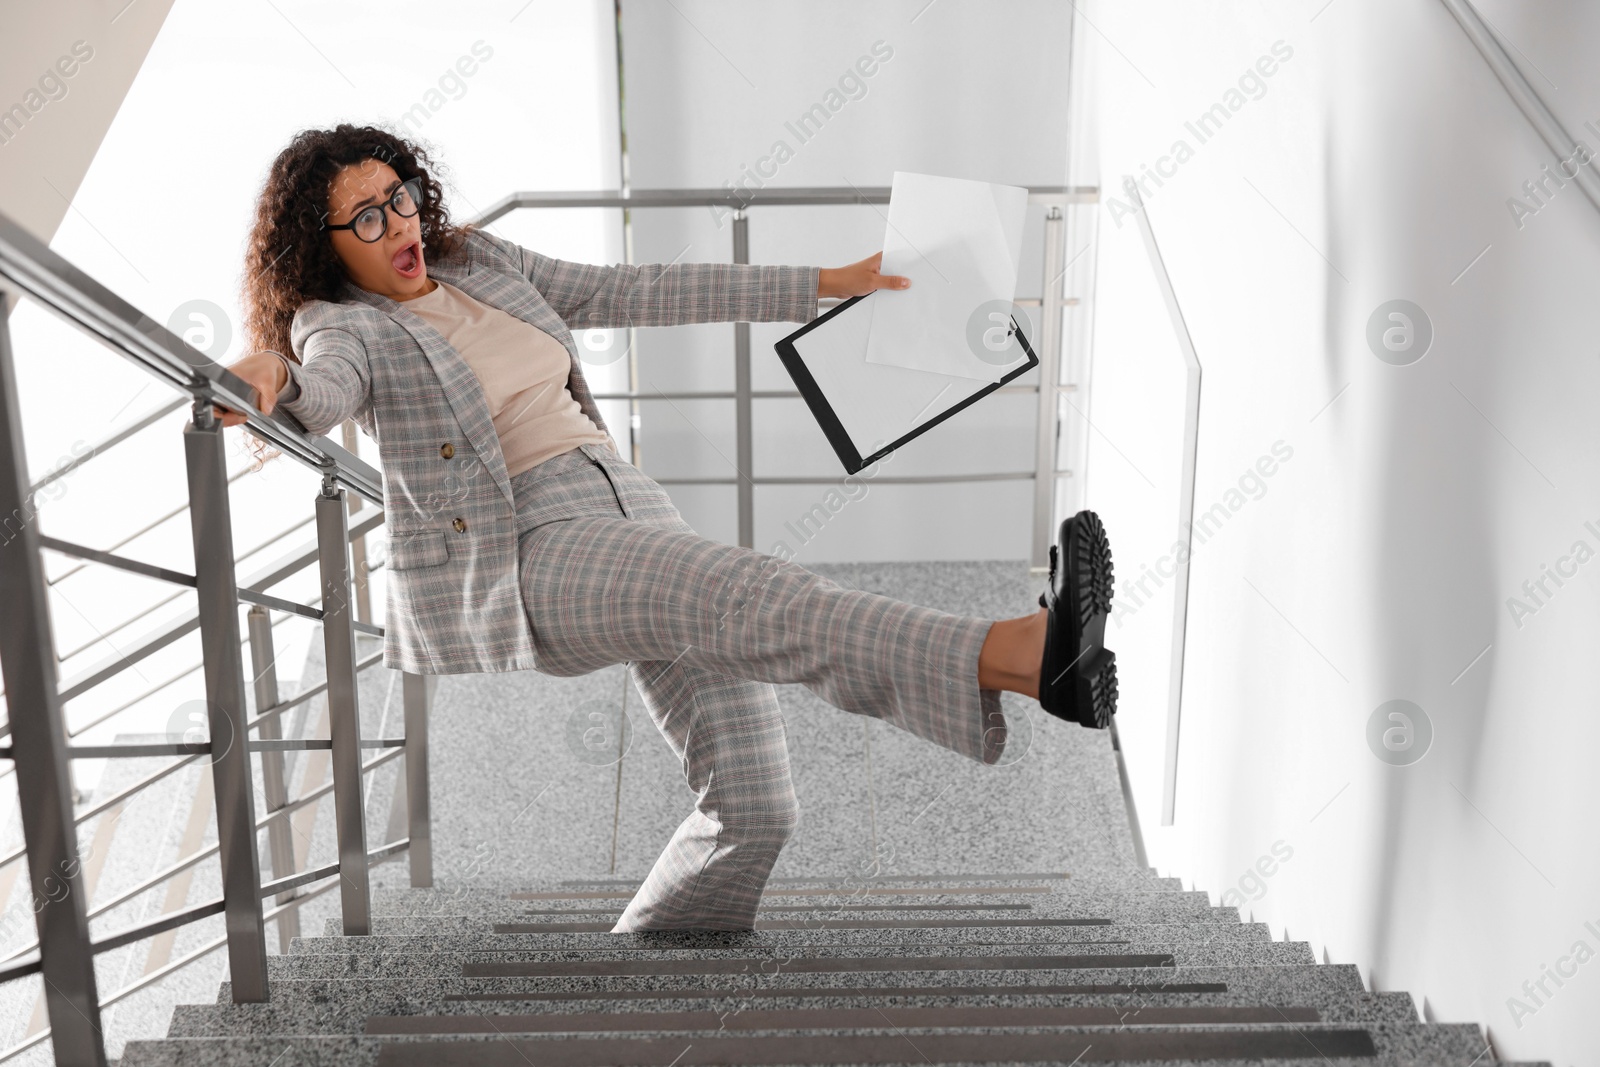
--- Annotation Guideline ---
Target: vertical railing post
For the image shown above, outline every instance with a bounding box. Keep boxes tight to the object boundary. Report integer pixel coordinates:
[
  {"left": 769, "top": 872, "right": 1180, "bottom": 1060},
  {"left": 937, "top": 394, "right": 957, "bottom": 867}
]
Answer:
[
  {"left": 731, "top": 209, "right": 754, "bottom": 549},
  {"left": 317, "top": 472, "right": 370, "bottom": 934},
  {"left": 0, "top": 294, "right": 106, "bottom": 1064},
  {"left": 246, "top": 606, "right": 300, "bottom": 951},
  {"left": 1031, "top": 205, "right": 1068, "bottom": 572},
  {"left": 182, "top": 401, "right": 269, "bottom": 1001},
  {"left": 402, "top": 672, "right": 434, "bottom": 887},
  {"left": 341, "top": 421, "right": 372, "bottom": 623}
]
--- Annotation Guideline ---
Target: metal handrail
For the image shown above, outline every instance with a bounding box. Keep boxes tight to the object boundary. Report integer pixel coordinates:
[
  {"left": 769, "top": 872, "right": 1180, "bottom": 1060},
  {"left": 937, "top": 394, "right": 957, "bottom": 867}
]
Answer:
[
  {"left": 0, "top": 212, "right": 383, "bottom": 504},
  {"left": 470, "top": 184, "right": 1097, "bottom": 222},
  {"left": 0, "top": 202, "right": 434, "bottom": 1067}
]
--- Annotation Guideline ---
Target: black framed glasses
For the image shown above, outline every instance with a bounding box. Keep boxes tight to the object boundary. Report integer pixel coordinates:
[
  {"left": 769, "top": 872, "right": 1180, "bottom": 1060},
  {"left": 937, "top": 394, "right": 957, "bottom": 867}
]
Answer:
[{"left": 323, "top": 177, "right": 424, "bottom": 243}]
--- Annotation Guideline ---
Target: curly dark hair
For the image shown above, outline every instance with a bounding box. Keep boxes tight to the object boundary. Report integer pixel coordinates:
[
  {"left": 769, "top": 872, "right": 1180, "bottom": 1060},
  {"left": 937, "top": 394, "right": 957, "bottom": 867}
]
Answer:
[{"left": 239, "top": 123, "right": 467, "bottom": 462}]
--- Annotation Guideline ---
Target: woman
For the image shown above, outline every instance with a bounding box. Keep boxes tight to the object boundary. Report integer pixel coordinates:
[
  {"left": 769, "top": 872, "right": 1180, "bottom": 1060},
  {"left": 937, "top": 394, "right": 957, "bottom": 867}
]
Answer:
[{"left": 217, "top": 124, "right": 1117, "bottom": 931}]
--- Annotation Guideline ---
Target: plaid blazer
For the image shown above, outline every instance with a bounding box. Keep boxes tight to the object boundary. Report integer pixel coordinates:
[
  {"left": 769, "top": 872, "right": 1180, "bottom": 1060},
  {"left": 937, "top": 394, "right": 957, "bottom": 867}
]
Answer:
[{"left": 276, "top": 227, "right": 820, "bottom": 675}]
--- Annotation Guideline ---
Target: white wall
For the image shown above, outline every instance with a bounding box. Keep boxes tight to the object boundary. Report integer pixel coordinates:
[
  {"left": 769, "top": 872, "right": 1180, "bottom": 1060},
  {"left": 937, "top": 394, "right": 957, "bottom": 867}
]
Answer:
[
  {"left": 617, "top": 0, "right": 1079, "bottom": 560},
  {"left": 0, "top": 0, "right": 175, "bottom": 246},
  {"left": 1082, "top": 2, "right": 1600, "bottom": 1063}
]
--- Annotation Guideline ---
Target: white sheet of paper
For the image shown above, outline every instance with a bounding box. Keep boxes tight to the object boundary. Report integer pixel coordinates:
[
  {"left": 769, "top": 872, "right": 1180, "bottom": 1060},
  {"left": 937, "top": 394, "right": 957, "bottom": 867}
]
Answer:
[
  {"left": 864, "top": 171, "right": 1029, "bottom": 381},
  {"left": 791, "top": 291, "right": 996, "bottom": 460}
]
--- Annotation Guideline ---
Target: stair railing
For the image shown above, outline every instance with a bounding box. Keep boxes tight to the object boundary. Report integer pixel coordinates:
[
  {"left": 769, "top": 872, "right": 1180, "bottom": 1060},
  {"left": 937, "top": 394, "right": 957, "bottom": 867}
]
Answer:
[{"left": 0, "top": 208, "right": 432, "bottom": 1067}]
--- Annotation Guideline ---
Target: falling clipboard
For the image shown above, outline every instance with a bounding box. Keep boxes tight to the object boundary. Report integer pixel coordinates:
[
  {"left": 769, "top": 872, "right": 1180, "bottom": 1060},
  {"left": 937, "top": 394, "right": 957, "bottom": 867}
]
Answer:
[{"left": 774, "top": 289, "right": 1038, "bottom": 475}]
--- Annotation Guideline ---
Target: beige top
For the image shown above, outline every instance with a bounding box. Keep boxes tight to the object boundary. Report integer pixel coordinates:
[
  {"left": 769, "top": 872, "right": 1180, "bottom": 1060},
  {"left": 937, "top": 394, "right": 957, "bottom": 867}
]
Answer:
[{"left": 402, "top": 279, "right": 614, "bottom": 477}]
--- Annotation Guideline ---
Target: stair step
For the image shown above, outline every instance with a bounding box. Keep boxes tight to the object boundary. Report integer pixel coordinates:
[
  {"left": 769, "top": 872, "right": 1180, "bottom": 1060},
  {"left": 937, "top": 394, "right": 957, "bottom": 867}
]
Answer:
[
  {"left": 518, "top": 877, "right": 1187, "bottom": 895},
  {"left": 289, "top": 923, "right": 1275, "bottom": 955},
  {"left": 121, "top": 1021, "right": 1511, "bottom": 1067},
  {"left": 553, "top": 871, "right": 1106, "bottom": 885},
  {"left": 493, "top": 917, "right": 1119, "bottom": 932},
  {"left": 384, "top": 871, "right": 1176, "bottom": 896},
  {"left": 219, "top": 962, "right": 1372, "bottom": 1007},
  {"left": 364, "top": 1004, "right": 1327, "bottom": 1035},
  {"left": 264, "top": 941, "right": 1320, "bottom": 981},
  {"left": 344, "top": 897, "right": 1236, "bottom": 934},
  {"left": 503, "top": 886, "right": 1185, "bottom": 902},
  {"left": 362, "top": 1023, "right": 1476, "bottom": 1066},
  {"left": 167, "top": 991, "right": 1424, "bottom": 1040},
  {"left": 365, "top": 900, "right": 1231, "bottom": 919},
  {"left": 374, "top": 877, "right": 1192, "bottom": 902}
]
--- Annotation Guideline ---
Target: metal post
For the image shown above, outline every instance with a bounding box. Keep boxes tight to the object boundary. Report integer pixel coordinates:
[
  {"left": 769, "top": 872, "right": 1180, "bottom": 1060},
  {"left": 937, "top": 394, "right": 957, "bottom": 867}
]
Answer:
[
  {"left": 317, "top": 474, "right": 370, "bottom": 933},
  {"left": 341, "top": 421, "right": 372, "bottom": 624},
  {"left": 182, "top": 402, "right": 269, "bottom": 1002},
  {"left": 1032, "top": 206, "right": 1067, "bottom": 571},
  {"left": 403, "top": 672, "right": 434, "bottom": 887},
  {"left": 0, "top": 296, "right": 106, "bottom": 1064},
  {"left": 246, "top": 606, "right": 299, "bottom": 951},
  {"left": 731, "top": 210, "right": 754, "bottom": 549}
]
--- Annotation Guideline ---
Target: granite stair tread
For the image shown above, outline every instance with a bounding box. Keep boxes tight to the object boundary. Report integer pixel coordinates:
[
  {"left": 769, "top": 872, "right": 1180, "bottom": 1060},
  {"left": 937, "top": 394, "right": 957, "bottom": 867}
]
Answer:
[
  {"left": 116, "top": 1022, "right": 1521, "bottom": 1067},
  {"left": 105, "top": 871, "right": 1545, "bottom": 1067},
  {"left": 285, "top": 923, "right": 1278, "bottom": 955},
  {"left": 333, "top": 899, "right": 1238, "bottom": 936},
  {"left": 166, "top": 990, "right": 1429, "bottom": 1038},
  {"left": 123, "top": 882, "right": 1544, "bottom": 1067},
  {"left": 261, "top": 942, "right": 1321, "bottom": 982},
  {"left": 214, "top": 963, "right": 1376, "bottom": 1006}
]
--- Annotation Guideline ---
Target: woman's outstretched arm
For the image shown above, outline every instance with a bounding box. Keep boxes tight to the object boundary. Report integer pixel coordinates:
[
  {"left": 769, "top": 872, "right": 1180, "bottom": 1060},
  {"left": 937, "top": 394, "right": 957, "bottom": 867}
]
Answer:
[
  {"left": 270, "top": 324, "right": 372, "bottom": 437},
  {"left": 471, "top": 230, "right": 908, "bottom": 330},
  {"left": 212, "top": 305, "right": 373, "bottom": 438}
]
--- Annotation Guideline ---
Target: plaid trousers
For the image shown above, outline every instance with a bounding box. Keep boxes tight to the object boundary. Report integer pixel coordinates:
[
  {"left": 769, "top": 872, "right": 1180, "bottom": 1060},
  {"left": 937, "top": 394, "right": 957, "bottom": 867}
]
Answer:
[{"left": 509, "top": 441, "right": 1007, "bottom": 931}]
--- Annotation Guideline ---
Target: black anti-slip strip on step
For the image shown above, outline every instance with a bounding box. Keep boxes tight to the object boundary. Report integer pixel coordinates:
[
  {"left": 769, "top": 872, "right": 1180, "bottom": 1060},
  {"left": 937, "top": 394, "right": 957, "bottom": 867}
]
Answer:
[
  {"left": 366, "top": 1004, "right": 1322, "bottom": 1035},
  {"left": 765, "top": 872, "right": 1070, "bottom": 883},
  {"left": 555, "top": 873, "right": 1071, "bottom": 887},
  {"left": 494, "top": 918, "right": 1115, "bottom": 934},
  {"left": 467, "top": 940, "right": 1133, "bottom": 955},
  {"left": 519, "top": 908, "right": 641, "bottom": 916},
  {"left": 510, "top": 886, "right": 1057, "bottom": 900},
  {"left": 461, "top": 953, "right": 1177, "bottom": 978},
  {"left": 441, "top": 982, "right": 1230, "bottom": 1003},
  {"left": 375, "top": 1027, "right": 1377, "bottom": 1065},
  {"left": 761, "top": 903, "right": 1039, "bottom": 912},
  {"left": 517, "top": 903, "right": 1040, "bottom": 915}
]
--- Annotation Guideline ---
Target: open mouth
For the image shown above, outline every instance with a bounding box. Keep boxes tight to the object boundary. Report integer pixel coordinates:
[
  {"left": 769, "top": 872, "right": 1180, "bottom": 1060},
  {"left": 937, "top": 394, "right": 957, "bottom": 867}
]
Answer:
[{"left": 392, "top": 240, "right": 422, "bottom": 278}]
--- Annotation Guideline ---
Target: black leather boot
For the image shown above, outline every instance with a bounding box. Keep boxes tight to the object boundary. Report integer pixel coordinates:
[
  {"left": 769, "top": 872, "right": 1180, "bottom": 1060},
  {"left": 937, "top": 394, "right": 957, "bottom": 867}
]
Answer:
[{"left": 1037, "top": 510, "right": 1118, "bottom": 728}]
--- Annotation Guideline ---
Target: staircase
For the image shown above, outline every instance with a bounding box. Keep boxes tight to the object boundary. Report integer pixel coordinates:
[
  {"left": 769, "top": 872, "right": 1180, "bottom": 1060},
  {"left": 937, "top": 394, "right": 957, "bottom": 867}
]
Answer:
[
  {"left": 102, "top": 560, "right": 1543, "bottom": 1067},
  {"left": 119, "top": 868, "right": 1546, "bottom": 1066}
]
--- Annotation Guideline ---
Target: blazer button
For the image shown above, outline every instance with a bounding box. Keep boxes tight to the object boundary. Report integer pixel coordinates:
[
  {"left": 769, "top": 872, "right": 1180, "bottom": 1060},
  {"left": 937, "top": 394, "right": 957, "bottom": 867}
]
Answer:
[
  {"left": 440, "top": 442, "right": 455, "bottom": 458},
  {"left": 452, "top": 517, "right": 467, "bottom": 533}
]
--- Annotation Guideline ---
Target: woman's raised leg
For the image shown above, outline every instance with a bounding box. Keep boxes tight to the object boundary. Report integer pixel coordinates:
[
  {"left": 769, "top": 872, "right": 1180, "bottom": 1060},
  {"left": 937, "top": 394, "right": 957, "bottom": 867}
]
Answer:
[{"left": 521, "top": 512, "right": 1010, "bottom": 765}]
